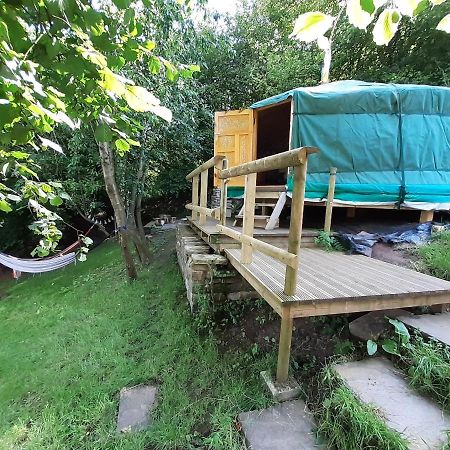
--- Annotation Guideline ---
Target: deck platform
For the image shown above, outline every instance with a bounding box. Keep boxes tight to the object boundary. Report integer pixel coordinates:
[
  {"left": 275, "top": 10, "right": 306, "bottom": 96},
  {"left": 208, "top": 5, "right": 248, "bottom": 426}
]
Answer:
[{"left": 225, "top": 247, "right": 450, "bottom": 318}]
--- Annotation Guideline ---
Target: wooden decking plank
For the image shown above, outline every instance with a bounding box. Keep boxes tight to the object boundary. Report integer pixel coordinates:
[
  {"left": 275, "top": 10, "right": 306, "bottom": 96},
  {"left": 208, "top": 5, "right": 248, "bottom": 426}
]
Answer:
[{"left": 224, "top": 248, "right": 450, "bottom": 309}]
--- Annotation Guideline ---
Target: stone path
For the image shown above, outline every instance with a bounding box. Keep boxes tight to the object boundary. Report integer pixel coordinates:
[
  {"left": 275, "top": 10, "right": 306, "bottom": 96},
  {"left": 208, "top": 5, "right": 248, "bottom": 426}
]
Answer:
[
  {"left": 116, "top": 385, "right": 157, "bottom": 433},
  {"left": 335, "top": 357, "right": 450, "bottom": 449},
  {"left": 238, "top": 399, "right": 323, "bottom": 450},
  {"left": 399, "top": 312, "right": 450, "bottom": 345}
]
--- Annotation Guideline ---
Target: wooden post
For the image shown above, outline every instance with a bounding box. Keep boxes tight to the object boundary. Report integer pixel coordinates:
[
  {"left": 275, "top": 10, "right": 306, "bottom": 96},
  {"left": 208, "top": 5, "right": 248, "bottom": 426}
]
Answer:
[
  {"left": 284, "top": 161, "right": 308, "bottom": 296},
  {"left": 191, "top": 175, "right": 199, "bottom": 222},
  {"left": 241, "top": 172, "right": 257, "bottom": 264},
  {"left": 276, "top": 307, "right": 293, "bottom": 383},
  {"left": 420, "top": 210, "right": 434, "bottom": 223},
  {"left": 199, "top": 169, "right": 208, "bottom": 226},
  {"left": 219, "top": 159, "right": 228, "bottom": 226},
  {"left": 324, "top": 167, "right": 337, "bottom": 233}
]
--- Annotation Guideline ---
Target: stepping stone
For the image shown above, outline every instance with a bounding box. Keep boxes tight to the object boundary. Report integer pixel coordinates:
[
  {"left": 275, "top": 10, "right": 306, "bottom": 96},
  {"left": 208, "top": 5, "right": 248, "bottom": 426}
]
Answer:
[
  {"left": 116, "top": 385, "right": 157, "bottom": 433},
  {"left": 238, "top": 399, "right": 323, "bottom": 450},
  {"left": 399, "top": 312, "right": 450, "bottom": 346},
  {"left": 349, "top": 309, "right": 411, "bottom": 341},
  {"left": 335, "top": 357, "right": 450, "bottom": 449}
]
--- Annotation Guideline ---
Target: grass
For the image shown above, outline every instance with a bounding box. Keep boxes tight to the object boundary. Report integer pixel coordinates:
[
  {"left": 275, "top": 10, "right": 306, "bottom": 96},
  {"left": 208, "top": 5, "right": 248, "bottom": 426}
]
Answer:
[
  {"left": 0, "top": 231, "right": 274, "bottom": 449},
  {"left": 313, "top": 365, "right": 409, "bottom": 450},
  {"left": 418, "top": 231, "right": 450, "bottom": 280}
]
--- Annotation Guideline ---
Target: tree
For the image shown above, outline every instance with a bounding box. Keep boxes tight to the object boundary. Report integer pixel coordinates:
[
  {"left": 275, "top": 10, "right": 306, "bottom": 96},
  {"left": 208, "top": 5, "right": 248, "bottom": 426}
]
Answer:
[
  {"left": 0, "top": 0, "right": 197, "bottom": 278},
  {"left": 290, "top": 0, "right": 450, "bottom": 82}
]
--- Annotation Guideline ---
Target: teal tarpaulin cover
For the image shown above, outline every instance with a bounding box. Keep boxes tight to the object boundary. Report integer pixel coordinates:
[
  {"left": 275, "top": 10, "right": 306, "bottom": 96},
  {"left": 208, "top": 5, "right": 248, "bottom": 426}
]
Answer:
[{"left": 250, "top": 80, "right": 450, "bottom": 206}]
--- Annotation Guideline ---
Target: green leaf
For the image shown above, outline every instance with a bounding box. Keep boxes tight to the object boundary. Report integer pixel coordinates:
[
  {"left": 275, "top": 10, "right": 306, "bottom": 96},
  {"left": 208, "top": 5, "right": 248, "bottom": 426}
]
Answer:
[
  {"left": 290, "top": 12, "right": 335, "bottom": 43},
  {"left": 124, "top": 86, "right": 172, "bottom": 121},
  {"left": 388, "top": 318, "right": 410, "bottom": 345},
  {"left": 347, "top": 0, "right": 375, "bottom": 30},
  {"left": 115, "top": 138, "right": 130, "bottom": 152},
  {"left": 381, "top": 339, "right": 400, "bottom": 356},
  {"left": 49, "top": 196, "right": 63, "bottom": 206},
  {"left": 78, "top": 253, "right": 87, "bottom": 262},
  {"left": 360, "top": 0, "right": 376, "bottom": 14},
  {"left": 82, "top": 236, "right": 93, "bottom": 245},
  {"left": 367, "top": 339, "right": 378, "bottom": 356},
  {"left": 0, "top": 199, "right": 12, "bottom": 212},
  {"left": 437, "top": 14, "right": 450, "bottom": 33},
  {"left": 373, "top": 8, "right": 401, "bottom": 46},
  {"left": 94, "top": 123, "right": 113, "bottom": 143},
  {"left": 148, "top": 57, "right": 162, "bottom": 74},
  {"left": 99, "top": 69, "right": 126, "bottom": 96},
  {"left": 394, "top": 0, "right": 423, "bottom": 16},
  {"left": 112, "top": 0, "right": 132, "bottom": 9}
]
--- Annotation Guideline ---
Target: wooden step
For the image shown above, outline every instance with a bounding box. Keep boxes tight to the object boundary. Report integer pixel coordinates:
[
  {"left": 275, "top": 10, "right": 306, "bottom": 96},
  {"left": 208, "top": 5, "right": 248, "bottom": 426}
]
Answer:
[
  {"left": 335, "top": 357, "right": 450, "bottom": 449},
  {"left": 236, "top": 214, "right": 270, "bottom": 220}
]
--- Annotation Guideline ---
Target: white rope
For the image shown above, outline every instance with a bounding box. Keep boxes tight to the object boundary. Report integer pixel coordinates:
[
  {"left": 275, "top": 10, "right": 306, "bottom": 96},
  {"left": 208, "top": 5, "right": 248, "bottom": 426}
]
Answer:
[{"left": 0, "top": 251, "right": 76, "bottom": 274}]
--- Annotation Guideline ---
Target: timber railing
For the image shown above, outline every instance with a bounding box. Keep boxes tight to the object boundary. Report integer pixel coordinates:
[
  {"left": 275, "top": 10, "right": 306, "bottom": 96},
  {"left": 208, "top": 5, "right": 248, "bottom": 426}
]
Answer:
[
  {"left": 217, "top": 147, "right": 318, "bottom": 296},
  {"left": 186, "top": 155, "right": 227, "bottom": 226}
]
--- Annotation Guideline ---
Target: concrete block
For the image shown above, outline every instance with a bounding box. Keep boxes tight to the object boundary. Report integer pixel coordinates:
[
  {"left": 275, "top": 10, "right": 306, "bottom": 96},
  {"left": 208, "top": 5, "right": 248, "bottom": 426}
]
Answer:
[
  {"left": 238, "top": 399, "right": 323, "bottom": 450},
  {"left": 116, "top": 385, "right": 157, "bottom": 433},
  {"left": 260, "top": 370, "right": 302, "bottom": 403},
  {"left": 399, "top": 312, "right": 450, "bottom": 346}
]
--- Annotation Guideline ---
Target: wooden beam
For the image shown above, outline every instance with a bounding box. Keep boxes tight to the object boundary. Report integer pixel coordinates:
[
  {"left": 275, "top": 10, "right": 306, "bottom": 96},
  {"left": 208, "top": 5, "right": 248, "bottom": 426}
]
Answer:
[
  {"left": 191, "top": 175, "right": 199, "bottom": 222},
  {"left": 276, "top": 307, "right": 294, "bottom": 383},
  {"left": 266, "top": 192, "right": 287, "bottom": 231},
  {"left": 185, "top": 204, "right": 220, "bottom": 220},
  {"left": 324, "top": 167, "right": 337, "bottom": 233},
  {"left": 199, "top": 170, "right": 208, "bottom": 226},
  {"left": 218, "top": 225, "right": 298, "bottom": 268},
  {"left": 186, "top": 155, "right": 225, "bottom": 180},
  {"left": 219, "top": 147, "right": 318, "bottom": 180},
  {"left": 284, "top": 161, "right": 308, "bottom": 296},
  {"left": 241, "top": 173, "right": 257, "bottom": 264}
]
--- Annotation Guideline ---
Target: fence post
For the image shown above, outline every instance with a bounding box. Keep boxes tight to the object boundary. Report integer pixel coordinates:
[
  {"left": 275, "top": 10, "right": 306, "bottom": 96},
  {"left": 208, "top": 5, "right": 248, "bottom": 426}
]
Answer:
[
  {"left": 199, "top": 169, "right": 208, "bottom": 226},
  {"left": 276, "top": 307, "right": 293, "bottom": 383},
  {"left": 191, "top": 175, "right": 199, "bottom": 222},
  {"left": 241, "top": 172, "right": 257, "bottom": 264},
  {"left": 324, "top": 167, "right": 337, "bottom": 233},
  {"left": 284, "top": 159, "right": 308, "bottom": 296},
  {"left": 219, "top": 159, "right": 228, "bottom": 226}
]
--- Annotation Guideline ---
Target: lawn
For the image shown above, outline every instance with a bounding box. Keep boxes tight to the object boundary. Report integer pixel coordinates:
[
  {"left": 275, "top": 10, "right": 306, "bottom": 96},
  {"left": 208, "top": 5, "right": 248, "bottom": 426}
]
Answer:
[{"left": 0, "top": 231, "right": 273, "bottom": 450}]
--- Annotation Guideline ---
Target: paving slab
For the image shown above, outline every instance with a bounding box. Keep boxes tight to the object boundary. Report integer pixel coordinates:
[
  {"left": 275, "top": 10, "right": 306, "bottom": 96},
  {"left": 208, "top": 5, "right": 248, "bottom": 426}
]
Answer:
[
  {"left": 238, "top": 399, "right": 323, "bottom": 450},
  {"left": 335, "top": 357, "right": 450, "bottom": 449},
  {"left": 349, "top": 309, "right": 412, "bottom": 341},
  {"left": 399, "top": 312, "right": 450, "bottom": 346},
  {"left": 116, "top": 385, "right": 157, "bottom": 433}
]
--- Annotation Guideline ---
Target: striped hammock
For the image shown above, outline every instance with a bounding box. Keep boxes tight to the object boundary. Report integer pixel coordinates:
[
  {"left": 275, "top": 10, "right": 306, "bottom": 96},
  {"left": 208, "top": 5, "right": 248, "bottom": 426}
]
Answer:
[{"left": 0, "top": 251, "right": 76, "bottom": 274}]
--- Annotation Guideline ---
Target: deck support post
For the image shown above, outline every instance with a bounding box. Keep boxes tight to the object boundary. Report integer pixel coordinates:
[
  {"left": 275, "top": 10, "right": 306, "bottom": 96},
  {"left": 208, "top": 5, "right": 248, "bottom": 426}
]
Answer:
[
  {"left": 420, "top": 210, "right": 434, "bottom": 223},
  {"left": 284, "top": 160, "right": 308, "bottom": 296},
  {"left": 276, "top": 308, "right": 294, "bottom": 383},
  {"left": 199, "top": 170, "right": 208, "bottom": 226},
  {"left": 191, "top": 175, "right": 199, "bottom": 222},
  {"left": 219, "top": 159, "right": 228, "bottom": 226},
  {"left": 324, "top": 167, "right": 337, "bottom": 233},
  {"left": 241, "top": 172, "right": 257, "bottom": 264}
]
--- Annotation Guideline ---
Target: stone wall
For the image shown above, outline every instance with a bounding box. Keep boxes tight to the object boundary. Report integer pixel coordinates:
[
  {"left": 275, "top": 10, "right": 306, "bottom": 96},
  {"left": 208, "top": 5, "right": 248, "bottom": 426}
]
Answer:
[{"left": 176, "top": 223, "right": 259, "bottom": 313}]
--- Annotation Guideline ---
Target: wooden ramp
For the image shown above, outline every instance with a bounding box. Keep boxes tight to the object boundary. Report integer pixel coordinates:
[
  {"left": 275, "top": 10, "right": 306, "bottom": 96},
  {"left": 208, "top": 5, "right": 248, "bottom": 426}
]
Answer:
[{"left": 225, "top": 248, "right": 450, "bottom": 318}]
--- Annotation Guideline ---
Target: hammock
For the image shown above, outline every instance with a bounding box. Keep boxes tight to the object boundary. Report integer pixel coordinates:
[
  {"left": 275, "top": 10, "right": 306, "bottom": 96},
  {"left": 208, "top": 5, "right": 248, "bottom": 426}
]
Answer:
[{"left": 0, "top": 251, "right": 76, "bottom": 274}]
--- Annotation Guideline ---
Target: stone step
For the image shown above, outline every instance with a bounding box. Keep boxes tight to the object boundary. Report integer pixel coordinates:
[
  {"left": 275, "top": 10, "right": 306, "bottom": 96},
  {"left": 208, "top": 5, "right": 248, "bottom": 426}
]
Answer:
[
  {"left": 238, "top": 399, "right": 323, "bottom": 450},
  {"left": 399, "top": 312, "right": 450, "bottom": 346},
  {"left": 335, "top": 357, "right": 450, "bottom": 449}
]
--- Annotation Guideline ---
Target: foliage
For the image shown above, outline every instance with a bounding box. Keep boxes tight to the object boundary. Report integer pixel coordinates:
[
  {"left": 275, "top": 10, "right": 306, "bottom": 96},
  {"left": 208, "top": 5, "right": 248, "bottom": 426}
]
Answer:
[
  {"left": 316, "top": 364, "right": 409, "bottom": 449},
  {"left": 0, "top": 231, "right": 273, "bottom": 449},
  {"left": 366, "top": 318, "right": 411, "bottom": 357},
  {"left": 314, "top": 230, "right": 344, "bottom": 251},
  {"left": 418, "top": 231, "right": 450, "bottom": 280}
]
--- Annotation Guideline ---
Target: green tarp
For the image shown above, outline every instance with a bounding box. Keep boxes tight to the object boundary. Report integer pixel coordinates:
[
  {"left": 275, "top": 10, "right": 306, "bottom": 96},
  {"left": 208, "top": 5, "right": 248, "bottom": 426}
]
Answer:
[{"left": 250, "top": 80, "right": 450, "bottom": 207}]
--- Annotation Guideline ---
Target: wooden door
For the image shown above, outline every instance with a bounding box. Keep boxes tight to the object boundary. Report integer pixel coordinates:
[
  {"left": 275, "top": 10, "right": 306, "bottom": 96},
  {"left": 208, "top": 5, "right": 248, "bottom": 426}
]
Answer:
[{"left": 214, "top": 109, "right": 255, "bottom": 187}]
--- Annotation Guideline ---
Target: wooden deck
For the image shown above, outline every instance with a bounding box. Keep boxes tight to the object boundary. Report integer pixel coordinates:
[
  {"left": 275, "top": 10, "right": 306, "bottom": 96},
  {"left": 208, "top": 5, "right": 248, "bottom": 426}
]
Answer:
[
  {"left": 225, "top": 247, "right": 450, "bottom": 318},
  {"left": 187, "top": 217, "right": 320, "bottom": 250}
]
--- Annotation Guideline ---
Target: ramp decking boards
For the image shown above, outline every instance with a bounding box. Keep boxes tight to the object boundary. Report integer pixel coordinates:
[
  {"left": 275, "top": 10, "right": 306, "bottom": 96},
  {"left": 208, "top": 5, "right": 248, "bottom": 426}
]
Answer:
[
  {"left": 399, "top": 313, "right": 450, "bottom": 346},
  {"left": 335, "top": 358, "right": 450, "bottom": 449},
  {"left": 238, "top": 399, "right": 323, "bottom": 450}
]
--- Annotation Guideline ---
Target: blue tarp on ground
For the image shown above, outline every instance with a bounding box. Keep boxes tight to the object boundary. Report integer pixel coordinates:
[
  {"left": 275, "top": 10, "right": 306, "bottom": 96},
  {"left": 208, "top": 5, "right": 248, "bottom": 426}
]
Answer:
[{"left": 250, "top": 81, "right": 450, "bottom": 206}]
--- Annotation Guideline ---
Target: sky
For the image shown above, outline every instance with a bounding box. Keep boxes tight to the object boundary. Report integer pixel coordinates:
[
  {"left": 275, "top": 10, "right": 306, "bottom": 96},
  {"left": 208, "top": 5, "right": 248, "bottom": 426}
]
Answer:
[{"left": 206, "top": 0, "right": 239, "bottom": 15}]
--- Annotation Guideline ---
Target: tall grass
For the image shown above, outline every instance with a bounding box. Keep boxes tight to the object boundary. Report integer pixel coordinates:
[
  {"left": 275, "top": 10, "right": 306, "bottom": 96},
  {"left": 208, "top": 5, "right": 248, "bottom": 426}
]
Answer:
[
  {"left": 0, "top": 233, "right": 274, "bottom": 450},
  {"left": 418, "top": 231, "right": 450, "bottom": 280},
  {"left": 314, "top": 365, "right": 409, "bottom": 450}
]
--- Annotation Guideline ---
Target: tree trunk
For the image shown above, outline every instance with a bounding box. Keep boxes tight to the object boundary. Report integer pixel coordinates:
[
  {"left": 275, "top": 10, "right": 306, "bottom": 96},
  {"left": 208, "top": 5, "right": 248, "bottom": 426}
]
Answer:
[
  {"left": 136, "top": 193, "right": 146, "bottom": 240},
  {"left": 98, "top": 141, "right": 138, "bottom": 280}
]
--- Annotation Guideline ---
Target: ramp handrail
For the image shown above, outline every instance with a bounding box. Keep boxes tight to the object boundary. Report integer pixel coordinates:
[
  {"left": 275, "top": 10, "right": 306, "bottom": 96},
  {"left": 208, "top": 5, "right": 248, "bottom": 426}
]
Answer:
[{"left": 219, "top": 147, "right": 318, "bottom": 296}]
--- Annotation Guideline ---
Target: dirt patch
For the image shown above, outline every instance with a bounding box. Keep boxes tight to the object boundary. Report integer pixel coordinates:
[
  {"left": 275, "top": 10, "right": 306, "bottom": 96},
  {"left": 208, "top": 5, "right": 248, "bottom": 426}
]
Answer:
[{"left": 371, "top": 242, "right": 419, "bottom": 268}]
